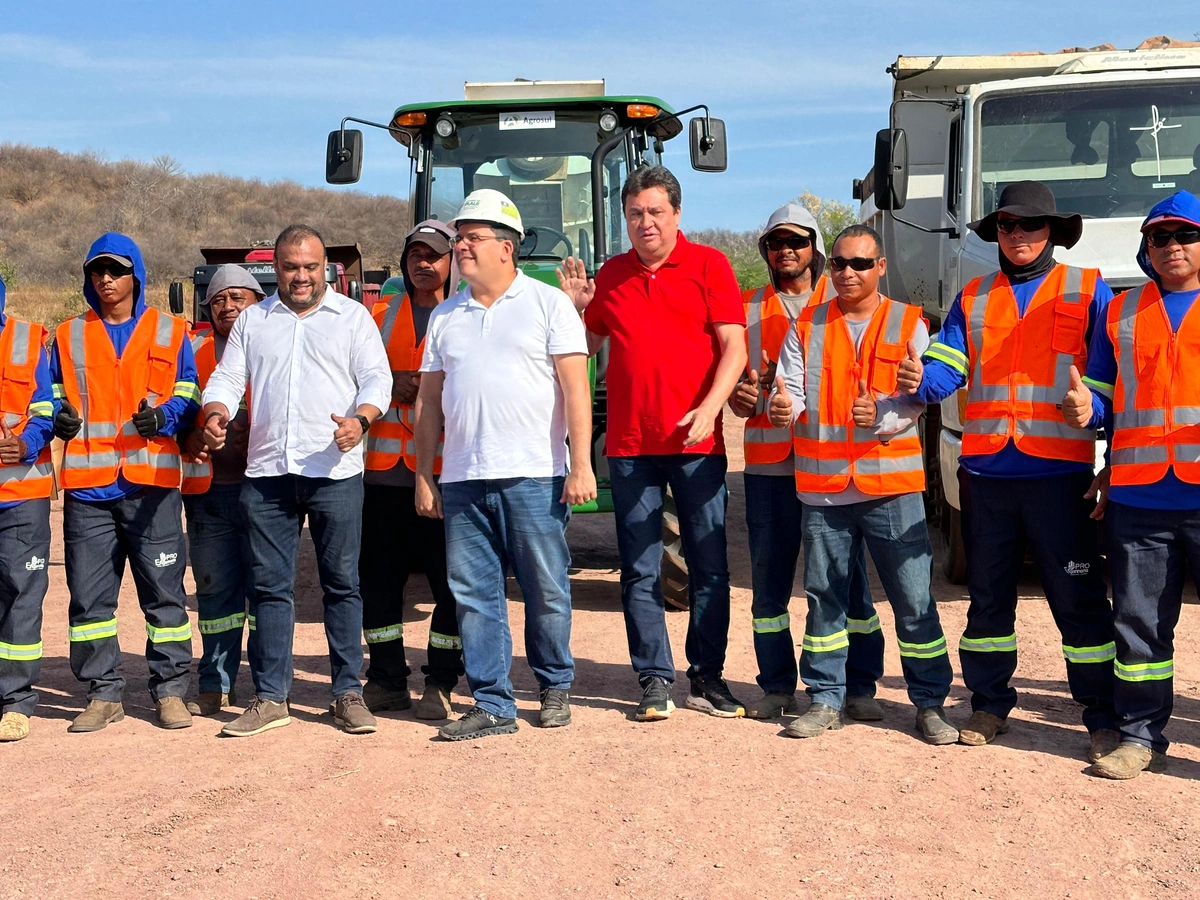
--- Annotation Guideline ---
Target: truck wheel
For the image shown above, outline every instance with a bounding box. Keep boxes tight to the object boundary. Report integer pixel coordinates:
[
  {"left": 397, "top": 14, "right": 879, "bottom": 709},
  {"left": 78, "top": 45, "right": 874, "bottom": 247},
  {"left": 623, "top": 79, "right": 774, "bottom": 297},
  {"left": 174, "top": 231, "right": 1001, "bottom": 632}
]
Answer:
[
  {"left": 661, "top": 488, "right": 690, "bottom": 611},
  {"left": 943, "top": 502, "right": 968, "bottom": 585}
]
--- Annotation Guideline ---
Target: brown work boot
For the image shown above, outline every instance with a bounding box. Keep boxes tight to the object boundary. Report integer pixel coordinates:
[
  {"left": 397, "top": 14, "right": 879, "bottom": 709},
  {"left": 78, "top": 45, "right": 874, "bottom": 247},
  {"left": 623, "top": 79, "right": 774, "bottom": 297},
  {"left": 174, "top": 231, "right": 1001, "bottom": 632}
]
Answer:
[
  {"left": 783, "top": 702, "right": 844, "bottom": 739},
  {"left": 745, "top": 693, "right": 798, "bottom": 720},
  {"left": 415, "top": 683, "right": 452, "bottom": 720},
  {"left": 362, "top": 680, "right": 412, "bottom": 712},
  {"left": 332, "top": 692, "right": 378, "bottom": 734},
  {"left": 221, "top": 697, "right": 290, "bottom": 738},
  {"left": 186, "top": 692, "right": 229, "bottom": 717},
  {"left": 1088, "top": 728, "right": 1122, "bottom": 763},
  {"left": 916, "top": 706, "right": 959, "bottom": 745},
  {"left": 156, "top": 696, "right": 193, "bottom": 729},
  {"left": 68, "top": 699, "right": 125, "bottom": 733},
  {"left": 845, "top": 694, "right": 884, "bottom": 722},
  {"left": 0, "top": 712, "right": 30, "bottom": 742},
  {"left": 958, "top": 710, "right": 1009, "bottom": 746},
  {"left": 1090, "top": 741, "right": 1167, "bottom": 780}
]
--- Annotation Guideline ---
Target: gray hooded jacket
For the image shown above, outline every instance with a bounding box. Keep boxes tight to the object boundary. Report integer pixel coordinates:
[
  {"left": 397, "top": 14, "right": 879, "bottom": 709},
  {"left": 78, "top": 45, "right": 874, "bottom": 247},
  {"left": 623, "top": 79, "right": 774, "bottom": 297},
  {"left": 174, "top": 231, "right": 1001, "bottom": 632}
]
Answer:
[{"left": 757, "top": 203, "right": 826, "bottom": 293}]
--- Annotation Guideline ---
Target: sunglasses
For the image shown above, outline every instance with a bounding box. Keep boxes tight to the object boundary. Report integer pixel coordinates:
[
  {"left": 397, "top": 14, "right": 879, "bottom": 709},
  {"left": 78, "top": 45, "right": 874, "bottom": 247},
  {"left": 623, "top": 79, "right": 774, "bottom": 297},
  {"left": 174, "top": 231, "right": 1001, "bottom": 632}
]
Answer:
[
  {"left": 764, "top": 235, "right": 811, "bottom": 252},
  {"left": 87, "top": 261, "right": 133, "bottom": 278},
  {"left": 995, "top": 217, "right": 1048, "bottom": 235},
  {"left": 1146, "top": 228, "right": 1200, "bottom": 249},
  {"left": 829, "top": 256, "right": 879, "bottom": 272}
]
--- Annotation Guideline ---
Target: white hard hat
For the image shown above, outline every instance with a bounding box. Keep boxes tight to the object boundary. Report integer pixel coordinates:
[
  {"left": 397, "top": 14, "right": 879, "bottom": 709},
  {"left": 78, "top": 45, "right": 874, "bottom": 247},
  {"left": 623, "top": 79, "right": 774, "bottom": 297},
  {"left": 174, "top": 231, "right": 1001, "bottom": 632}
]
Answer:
[{"left": 451, "top": 189, "right": 524, "bottom": 234}]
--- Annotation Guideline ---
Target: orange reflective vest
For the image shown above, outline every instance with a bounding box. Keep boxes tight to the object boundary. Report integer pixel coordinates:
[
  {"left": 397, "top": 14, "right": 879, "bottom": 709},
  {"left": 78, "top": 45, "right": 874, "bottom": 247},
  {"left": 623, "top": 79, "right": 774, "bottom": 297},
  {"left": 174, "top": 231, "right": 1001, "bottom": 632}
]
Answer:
[
  {"left": 742, "top": 278, "right": 832, "bottom": 465},
  {"left": 365, "top": 293, "right": 443, "bottom": 474},
  {"left": 793, "top": 295, "right": 925, "bottom": 496},
  {"left": 0, "top": 318, "right": 54, "bottom": 502},
  {"left": 961, "top": 264, "right": 1097, "bottom": 463},
  {"left": 1105, "top": 281, "right": 1200, "bottom": 486},
  {"left": 56, "top": 308, "right": 186, "bottom": 490},
  {"left": 180, "top": 332, "right": 215, "bottom": 495}
]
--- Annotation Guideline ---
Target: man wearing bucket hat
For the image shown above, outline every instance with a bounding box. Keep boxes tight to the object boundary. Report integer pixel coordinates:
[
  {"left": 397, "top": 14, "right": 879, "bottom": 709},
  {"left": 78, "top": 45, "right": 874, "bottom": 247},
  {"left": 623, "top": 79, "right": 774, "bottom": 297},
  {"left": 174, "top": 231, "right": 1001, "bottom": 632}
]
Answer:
[
  {"left": 727, "top": 203, "right": 885, "bottom": 722},
  {"left": 415, "top": 189, "right": 594, "bottom": 740},
  {"left": 1063, "top": 189, "right": 1200, "bottom": 779},
  {"left": 360, "top": 219, "right": 464, "bottom": 720},
  {"left": 908, "top": 181, "right": 1118, "bottom": 757},
  {"left": 178, "top": 264, "right": 264, "bottom": 717}
]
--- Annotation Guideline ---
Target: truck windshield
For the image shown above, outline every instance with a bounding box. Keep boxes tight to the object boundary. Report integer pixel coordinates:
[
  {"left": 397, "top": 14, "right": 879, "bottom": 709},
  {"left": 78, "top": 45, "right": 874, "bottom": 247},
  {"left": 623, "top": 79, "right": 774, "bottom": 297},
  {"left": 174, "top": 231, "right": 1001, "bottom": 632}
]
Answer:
[
  {"left": 426, "top": 111, "right": 641, "bottom": 265},
  {"left": 979, "top": 82, "right": 1200, "bottom": 219}
]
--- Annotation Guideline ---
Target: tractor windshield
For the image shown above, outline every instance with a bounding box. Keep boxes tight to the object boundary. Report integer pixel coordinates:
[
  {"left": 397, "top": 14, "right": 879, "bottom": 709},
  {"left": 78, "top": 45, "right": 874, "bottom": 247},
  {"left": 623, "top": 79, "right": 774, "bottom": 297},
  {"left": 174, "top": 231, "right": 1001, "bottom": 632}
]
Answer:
[{"left": 426, "top": 110, "right": 648, "bottom": 266}]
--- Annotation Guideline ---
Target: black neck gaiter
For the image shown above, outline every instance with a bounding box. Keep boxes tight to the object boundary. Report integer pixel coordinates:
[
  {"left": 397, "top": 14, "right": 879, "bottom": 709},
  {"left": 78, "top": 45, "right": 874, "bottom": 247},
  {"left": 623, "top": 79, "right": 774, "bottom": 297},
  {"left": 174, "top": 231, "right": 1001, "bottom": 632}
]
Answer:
[{"left": 998, "top": 241, "right": 1056, "bottom": 284}]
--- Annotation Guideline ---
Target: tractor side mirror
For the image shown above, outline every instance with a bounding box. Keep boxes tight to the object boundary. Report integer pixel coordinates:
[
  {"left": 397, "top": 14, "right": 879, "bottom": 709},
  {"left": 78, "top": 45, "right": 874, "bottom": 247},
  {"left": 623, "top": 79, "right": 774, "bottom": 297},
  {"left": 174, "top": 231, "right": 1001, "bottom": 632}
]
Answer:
[
  {"left": 348, "top": 280, "right": 363, "bottom": 304},
  {"left": 168, "top": 281, "right": 185, "bottom": 316},
  {"left": 873, "top": 128, "right": 909, "bottom": 211},
  {"left": 689, "top": 117, "right": 727, "bottom": 173},
  {"left": 326, "top": 129, "right": 363, "bottom": 185}
]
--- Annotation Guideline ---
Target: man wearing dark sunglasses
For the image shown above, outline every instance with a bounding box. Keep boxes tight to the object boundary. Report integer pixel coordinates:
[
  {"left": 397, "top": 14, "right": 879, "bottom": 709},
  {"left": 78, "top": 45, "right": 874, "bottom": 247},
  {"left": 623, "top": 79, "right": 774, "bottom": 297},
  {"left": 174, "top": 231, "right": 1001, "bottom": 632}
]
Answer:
[
  {"left": 769, "top": 225, "right": 956, "bottom": 745},
  {"left": 907, "top": 180, "right": 1118, "bottom": 758},
  {"left": 728, "top": 204, "right": 885, "bottom": 723},
  {"left": 1064, "top": 190, "right": 1200, "bottom": 779}
]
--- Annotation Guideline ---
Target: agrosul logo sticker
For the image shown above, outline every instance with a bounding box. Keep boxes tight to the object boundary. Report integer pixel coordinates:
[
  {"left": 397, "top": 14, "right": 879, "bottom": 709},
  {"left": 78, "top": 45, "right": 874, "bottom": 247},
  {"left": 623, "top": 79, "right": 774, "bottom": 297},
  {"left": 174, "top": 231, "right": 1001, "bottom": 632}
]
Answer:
[{"left": 498, "top": 111, "right": 556, "bottom": 131}]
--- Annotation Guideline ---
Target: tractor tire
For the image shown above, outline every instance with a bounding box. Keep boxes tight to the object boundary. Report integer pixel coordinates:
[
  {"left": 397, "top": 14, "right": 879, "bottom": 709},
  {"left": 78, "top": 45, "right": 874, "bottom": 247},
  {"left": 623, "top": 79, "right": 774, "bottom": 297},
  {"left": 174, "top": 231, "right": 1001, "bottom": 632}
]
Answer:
[
  {"left": 661, "top": 488, "right": 690, "bottom": 612},
  {"left": 942, "top": 502, "right": 968, "bottom": 586}
]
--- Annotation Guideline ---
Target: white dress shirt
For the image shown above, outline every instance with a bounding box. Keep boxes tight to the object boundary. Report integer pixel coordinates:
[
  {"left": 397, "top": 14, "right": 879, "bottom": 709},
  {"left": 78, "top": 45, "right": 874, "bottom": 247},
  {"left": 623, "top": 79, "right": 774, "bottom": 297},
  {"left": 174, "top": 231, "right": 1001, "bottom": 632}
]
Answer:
[{"left": 203, "top": 289, "right": 392, "bottom": 480}]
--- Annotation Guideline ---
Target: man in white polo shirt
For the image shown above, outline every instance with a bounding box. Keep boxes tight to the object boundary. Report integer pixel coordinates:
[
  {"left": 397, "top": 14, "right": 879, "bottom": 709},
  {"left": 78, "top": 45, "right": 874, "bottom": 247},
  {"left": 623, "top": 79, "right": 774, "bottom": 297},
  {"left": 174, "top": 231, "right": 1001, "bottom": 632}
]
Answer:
[{"left": 414, "top": 190, "right": 594, "bottom": 741}]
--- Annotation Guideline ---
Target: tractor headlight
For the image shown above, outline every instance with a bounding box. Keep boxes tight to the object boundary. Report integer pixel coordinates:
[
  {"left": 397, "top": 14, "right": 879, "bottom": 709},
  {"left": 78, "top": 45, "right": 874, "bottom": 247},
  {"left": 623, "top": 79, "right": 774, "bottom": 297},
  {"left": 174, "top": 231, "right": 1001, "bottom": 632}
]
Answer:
[
  {"left": 599, "top": 111, "right": 619, "bottom": 133},
  {"left": 435, "top": 115, "right": 456, "bottom": 138}
]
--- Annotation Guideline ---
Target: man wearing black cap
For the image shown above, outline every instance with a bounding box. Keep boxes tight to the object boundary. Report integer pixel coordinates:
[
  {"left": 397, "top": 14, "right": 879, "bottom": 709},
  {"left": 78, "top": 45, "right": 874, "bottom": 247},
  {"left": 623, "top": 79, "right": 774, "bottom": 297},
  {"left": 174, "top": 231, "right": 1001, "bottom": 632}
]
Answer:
[
  {"left": 360, "top": 220, "right": 464, "bottom": 720},
  {"left": 906, "top": 181, "right": 1118, "bottom": 758}
]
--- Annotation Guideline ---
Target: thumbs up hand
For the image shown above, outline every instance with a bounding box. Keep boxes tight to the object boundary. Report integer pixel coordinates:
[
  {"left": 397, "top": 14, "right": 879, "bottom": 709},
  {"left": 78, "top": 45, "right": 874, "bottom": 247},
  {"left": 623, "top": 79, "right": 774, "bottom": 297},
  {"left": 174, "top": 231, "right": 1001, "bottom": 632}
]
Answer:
[
  {"left": 1061, "top": 365, "right": 1094, "bottom": 429},
  {"left": 897, "top": 340, "right": 924, "bottom": 395},
  {"left": 768, "top": 375, "right": 794, "bottom": 428},
  {"left": 132, "top": 397, "right": 166, "bottom": 438},
  {"left": 852, "top": 379, "right": 878, "bottom": 428},
  {"left": 730, "top": 368, "right": 761, "bottom": 418},
  {"left": 0, "top": 418, "right": 27, "bottom": 465},
  {"left": 54, "top": 399, "right": 82, "bottom": 441}
]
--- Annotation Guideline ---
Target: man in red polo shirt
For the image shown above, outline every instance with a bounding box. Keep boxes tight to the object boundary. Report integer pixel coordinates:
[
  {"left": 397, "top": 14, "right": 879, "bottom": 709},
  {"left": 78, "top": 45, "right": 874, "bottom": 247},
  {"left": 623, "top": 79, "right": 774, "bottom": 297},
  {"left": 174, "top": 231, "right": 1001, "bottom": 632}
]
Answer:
[{"left": 558, "top": 165, "right": 747, "bottom": 721}]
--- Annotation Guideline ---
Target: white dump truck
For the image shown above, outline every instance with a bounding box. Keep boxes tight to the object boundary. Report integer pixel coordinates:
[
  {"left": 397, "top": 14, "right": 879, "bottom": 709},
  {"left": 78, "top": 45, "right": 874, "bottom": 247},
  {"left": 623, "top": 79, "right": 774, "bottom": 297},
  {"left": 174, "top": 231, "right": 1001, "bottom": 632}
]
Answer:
[{"left": 856, "top": 39, "right": 1200, "bottom": 581}]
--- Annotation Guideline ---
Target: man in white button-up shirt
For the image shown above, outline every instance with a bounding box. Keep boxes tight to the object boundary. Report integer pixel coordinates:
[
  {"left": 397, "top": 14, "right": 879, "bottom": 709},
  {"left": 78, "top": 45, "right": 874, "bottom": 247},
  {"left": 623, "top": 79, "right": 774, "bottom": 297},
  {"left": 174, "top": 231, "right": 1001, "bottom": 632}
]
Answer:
[{"left": 201, "top": 225, "right": 391, "bottom": 738}]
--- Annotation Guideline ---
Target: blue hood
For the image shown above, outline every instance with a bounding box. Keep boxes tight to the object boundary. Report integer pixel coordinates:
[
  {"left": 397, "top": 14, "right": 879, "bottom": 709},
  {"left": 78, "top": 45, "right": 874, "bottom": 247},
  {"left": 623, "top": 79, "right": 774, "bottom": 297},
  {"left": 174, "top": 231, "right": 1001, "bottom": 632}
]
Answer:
[
  {"left": 1137, "top": 191, "right": 1200, "bottom": 284},
  {"left": 82, "top": 232, "right": 147, "bottom": 317},
  {"left": 0, "top": 271, "right": 6, "bottom": 328}
]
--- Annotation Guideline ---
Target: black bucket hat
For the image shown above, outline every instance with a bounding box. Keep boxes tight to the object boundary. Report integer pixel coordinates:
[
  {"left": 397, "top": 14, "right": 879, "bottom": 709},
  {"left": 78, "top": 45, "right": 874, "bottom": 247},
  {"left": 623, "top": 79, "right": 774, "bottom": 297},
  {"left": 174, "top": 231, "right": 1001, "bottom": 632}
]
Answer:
[{"left": 968, "top": 181, "right": 1083, "bottom": 249}]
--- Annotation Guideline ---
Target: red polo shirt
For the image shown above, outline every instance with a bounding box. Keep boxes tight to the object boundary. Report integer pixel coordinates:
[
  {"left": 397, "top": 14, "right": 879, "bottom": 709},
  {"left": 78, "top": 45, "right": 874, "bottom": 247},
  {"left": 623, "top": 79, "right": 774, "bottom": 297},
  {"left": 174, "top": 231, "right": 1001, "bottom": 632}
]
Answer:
[{"left": 585, "top": 232, "right": 745, "bottom": 456}]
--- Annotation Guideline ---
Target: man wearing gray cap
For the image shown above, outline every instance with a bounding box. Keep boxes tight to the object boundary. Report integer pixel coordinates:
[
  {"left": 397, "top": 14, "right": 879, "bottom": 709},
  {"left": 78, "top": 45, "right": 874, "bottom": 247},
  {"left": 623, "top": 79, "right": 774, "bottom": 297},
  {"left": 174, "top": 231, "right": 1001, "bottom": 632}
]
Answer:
[{"left": 179, "top": 265, "right": 264, "bottom": 716}]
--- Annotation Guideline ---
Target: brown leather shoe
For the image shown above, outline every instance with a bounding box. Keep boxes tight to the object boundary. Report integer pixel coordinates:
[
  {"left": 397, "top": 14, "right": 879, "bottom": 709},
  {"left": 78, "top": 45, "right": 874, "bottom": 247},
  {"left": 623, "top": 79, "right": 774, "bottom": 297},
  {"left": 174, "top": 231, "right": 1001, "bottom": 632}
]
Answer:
[
  {"left": 783, "top": 703, "right": 844, "bottom": 738},
  {"left": 156, "top": 696, "right": 193, "bottom": 729},
  {"left": 1088, "top": 728, "right": 1122, "bottom": 763},
  {"left": 958, "top": 710, "right": 1008, "bottom": 746},
  {"left": 68, "top": 699, "right": 125, "bottom": 733},
  {"left": 0, "top": 712, "right": 30, "bottom": 742},
  {"left": 745, "top": 693, "right": 798, "bottom": 720},
  {"left": 415, "top": 683, "right": 452, "bottom": 720},
  {"left": 332, "top": 692, "right": 378, "bottom": 734},
  {"left": 362, "top": 680, "right": 412, "bottom": 712},
  {"left": 186, "top": 692, "right": 229, "bottom": 717},
  {"left": 845, "top": 694, "right": 884, "bottom": 722},
  {"left": 221, "top": 697, "right": 290, "bottom": 737},
  {"left": 1089, "top": 741, "right": 1167, "bottom": 780}
]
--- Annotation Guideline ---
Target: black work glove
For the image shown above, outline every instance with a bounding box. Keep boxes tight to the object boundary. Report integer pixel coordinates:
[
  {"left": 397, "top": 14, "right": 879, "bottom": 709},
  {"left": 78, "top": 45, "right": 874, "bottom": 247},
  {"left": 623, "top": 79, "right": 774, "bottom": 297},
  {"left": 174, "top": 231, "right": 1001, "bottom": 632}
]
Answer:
[
  {"left": 55, "top": 400, "right": 83, "bottom": 441},
  {"left": 132, "top": 398, "right": 167, "bottom": 438}
]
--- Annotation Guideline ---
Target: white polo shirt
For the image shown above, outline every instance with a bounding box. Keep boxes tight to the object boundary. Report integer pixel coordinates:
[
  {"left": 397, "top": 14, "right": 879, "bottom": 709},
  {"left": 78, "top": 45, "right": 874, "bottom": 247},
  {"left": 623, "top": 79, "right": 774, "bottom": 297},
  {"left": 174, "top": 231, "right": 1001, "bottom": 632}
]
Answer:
[{"left": 421, "top": 270, "right": 587, "bottom": 483}]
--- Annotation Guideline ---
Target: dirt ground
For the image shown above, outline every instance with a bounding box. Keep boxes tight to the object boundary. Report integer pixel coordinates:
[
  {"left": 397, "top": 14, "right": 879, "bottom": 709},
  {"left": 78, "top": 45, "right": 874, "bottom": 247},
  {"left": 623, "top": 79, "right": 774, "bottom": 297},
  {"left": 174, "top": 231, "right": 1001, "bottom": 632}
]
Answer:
[{"left": 2, "top": 418, "right": 1199, "bottom": 900}]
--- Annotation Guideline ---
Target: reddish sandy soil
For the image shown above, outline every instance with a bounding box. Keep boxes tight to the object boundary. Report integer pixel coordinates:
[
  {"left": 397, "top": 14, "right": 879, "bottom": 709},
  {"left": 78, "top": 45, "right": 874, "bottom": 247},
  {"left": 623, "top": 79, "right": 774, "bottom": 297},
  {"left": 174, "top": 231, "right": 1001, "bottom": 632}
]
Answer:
[{"left": 2, "top": 418, "right": 1199, "bottom": 900}]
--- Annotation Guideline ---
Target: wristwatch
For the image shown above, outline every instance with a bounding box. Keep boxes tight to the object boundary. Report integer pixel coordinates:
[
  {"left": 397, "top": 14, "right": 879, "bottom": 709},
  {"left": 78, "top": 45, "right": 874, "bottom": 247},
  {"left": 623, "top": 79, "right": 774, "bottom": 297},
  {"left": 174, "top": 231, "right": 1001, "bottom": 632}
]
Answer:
[{"left": 355, "top": 414, "right": 371, "bottom": 434}]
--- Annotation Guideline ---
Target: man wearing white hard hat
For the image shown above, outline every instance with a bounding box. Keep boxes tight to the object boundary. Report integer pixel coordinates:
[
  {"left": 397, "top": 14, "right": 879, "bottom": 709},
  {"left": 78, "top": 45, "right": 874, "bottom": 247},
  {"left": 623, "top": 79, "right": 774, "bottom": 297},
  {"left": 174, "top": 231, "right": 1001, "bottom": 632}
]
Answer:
[{"left": 414, "top": 189, "right": 595, "bottom": 741}]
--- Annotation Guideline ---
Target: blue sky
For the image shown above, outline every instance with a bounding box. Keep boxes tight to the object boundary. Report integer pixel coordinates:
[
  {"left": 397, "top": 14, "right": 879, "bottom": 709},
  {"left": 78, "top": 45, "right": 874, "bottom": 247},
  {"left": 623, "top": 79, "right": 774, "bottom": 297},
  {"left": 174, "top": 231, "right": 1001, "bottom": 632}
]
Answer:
[{"left": 1, "top": 2, "right": 1197, "bottom": 230}]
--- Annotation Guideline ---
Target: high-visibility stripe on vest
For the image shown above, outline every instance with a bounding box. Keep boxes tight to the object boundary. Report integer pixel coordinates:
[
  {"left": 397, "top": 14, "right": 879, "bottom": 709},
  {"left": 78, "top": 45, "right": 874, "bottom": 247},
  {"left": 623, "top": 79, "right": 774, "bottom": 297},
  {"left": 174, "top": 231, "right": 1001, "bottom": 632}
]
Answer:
[
  {"left": 56, "top": 307, "right": 186, "bottom": 490},
  {"left": 181, "top": 331, "right": 214, "bottom": 495},
  {"left": 0, "top": 318, "right": 54, "bottom": 502},
  {"left": 741, "top": 278, "right": 832, "bottom": 465},
  {"left": 1104, "top": 281, "right": 1200, "bottom": 486},
  {"left": 960, "top": 264, "right": 1097, "bottom": 463},
  {"left": 365, "top": 292, "right": 443, "bottom": 474},
  {"left": 793, "top": 295, "right": 925, "bottom": 496}
]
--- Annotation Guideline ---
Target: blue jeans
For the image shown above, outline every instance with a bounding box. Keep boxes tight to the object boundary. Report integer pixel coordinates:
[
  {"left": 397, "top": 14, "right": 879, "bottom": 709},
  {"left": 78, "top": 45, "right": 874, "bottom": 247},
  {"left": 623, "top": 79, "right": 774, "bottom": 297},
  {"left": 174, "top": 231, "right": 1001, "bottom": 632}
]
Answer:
[
  {"left": 609, "top": 454, "right": 730, "bottom": 684},
  {"left": 241, "top": 474, "right": 365, "bottom": 703},
  {"left": 800, "top": 492, "right": 951, "bottom": 710},
  {"left": 184, "top": 483, "right": 258, "bottom": 695},
  {"left": 442, "top": 477, "right": 573, "bottom": 719},
  {"left": 744, "top": 474, "right": 883, "bottom": 696},
  {"left": 1104, "top": 501, "right": 1200, "bottom": 753}
]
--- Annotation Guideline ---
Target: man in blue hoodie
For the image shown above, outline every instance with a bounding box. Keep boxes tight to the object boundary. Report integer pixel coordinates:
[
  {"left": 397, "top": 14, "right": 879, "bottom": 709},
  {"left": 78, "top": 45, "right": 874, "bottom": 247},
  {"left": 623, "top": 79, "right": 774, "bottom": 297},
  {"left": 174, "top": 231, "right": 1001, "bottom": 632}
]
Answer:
[
  {"left": 1063, "top": 190, "right": 1200, "bottom": 779},
  {"left": 51, "top": 233, "right": 200, "bottom": 732},
  {"left": 0, "top": 273, "right": 58, "bottom": 743}
]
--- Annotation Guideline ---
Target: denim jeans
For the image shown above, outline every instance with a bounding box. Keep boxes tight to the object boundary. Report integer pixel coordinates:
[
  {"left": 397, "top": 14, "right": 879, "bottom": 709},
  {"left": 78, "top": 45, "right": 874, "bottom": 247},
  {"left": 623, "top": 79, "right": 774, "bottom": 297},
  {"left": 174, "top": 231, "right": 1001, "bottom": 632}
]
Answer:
[
  {"left": 241, "top": 474, "right": 365, "bottom": 703},
  {"left": 609, "top": 454, "right": 730, "bottom": 684},
  {"left": 442, "top": 476, "right": 573, "bottom": 719},
  {"left": 744, "top": 474, "right": 883, "bottom": 696},
  {"left": 959, "top": 471, "right": 1115, "bottom": 731},
  {"left": 184, "top": 483, "right": 258, "bottom": 695},
  {"left": 1104, "top": 501, "right": 1200, "bottom": 753},
  {"left": 800, "top": 492, "right": 952, "bottom": 710},
  {"left": 0, "top": 499, "right": 51, "bottom": 716}
]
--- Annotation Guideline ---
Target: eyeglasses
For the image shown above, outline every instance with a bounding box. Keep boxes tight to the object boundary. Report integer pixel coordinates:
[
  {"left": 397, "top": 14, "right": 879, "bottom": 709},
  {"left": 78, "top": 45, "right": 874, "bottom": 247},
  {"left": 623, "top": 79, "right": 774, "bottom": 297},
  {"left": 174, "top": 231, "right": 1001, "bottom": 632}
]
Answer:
[
  {"left": 1146, "top": 228, "right": 1200, "bottom": 249},
  {"left": 828, "top": 256, "right": 879, "bottom": 272},
  {"left": 450, "top": 232, "right": 504, "bottom": 248},
  {"left": 995, "top": 217, "right": 1048, "bottom": 235},
  {"left": 87, "top": 261, "right": 133, "bottom": 278},
  {"left": 764, "top": 235, "right": 811, "bottom": 252}
]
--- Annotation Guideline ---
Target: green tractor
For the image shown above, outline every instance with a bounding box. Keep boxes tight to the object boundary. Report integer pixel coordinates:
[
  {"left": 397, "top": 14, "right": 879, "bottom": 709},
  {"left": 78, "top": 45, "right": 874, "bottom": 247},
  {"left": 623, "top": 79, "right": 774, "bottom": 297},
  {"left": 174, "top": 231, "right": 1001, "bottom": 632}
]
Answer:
[{"left": 325, "top": 79, "right": 727, "bottom": 607}]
